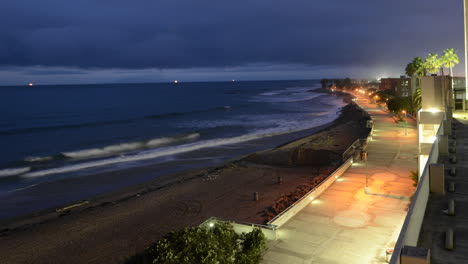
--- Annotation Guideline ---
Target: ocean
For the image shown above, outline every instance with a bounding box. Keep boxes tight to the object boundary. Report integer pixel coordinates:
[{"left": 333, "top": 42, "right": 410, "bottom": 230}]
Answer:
[{"left": 0, "top": 80, "right": 345, "bottom": 220}]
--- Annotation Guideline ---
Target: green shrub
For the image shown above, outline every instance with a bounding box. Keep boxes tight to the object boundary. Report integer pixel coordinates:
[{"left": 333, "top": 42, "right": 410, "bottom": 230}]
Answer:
[
  {"left": 126, "top": 222, "right": 267, "bottom": 264},
  {"left": 409, "top": 170, "right": 419, "bottom": 187},
  {"left": 235, "top": 228, "right": 267, "bottom": 264},
  {"left": 387, "top": 96, "right": 412, "bottom": 114}
]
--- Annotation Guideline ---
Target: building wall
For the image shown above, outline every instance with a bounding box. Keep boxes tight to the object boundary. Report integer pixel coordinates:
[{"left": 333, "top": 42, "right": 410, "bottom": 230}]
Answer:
[
  {"left": 453, "top": 77, "right": 466, "bottom": 110},
  {"left": 380, "top": 77, "right": 412, "bottom": 97},
  {"left": 465, "top": 0, "right": 468, "bottom": 99}
]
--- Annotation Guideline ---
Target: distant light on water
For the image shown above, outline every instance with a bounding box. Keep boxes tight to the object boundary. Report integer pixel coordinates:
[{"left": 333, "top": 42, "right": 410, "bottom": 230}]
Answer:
[
  {"left": 174, "top": 80, "right": 178, "bottom": 84},
  {"left": 28, "top": 83, "right": 33, "bottom": 86}
]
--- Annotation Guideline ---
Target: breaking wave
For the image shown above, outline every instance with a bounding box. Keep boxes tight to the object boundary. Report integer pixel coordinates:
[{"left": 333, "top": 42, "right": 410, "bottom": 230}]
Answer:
[
  {"left": 20, "top": 113, "right": 340, "bottom": 179},
  {"left": 251, "top": 86, "right": 322, "bottom": 103},
  {"left": 25, "top": 133, "right": 200, "bottom": 162},
  {"left": 0, "top": 167, "right": 31, "bottom": 177}
]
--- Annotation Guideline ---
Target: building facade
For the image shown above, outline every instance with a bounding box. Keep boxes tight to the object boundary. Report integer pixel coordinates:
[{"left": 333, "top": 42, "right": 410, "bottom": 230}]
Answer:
[{"left": 379, "top": 77, "right": 412, "bottom": 97}]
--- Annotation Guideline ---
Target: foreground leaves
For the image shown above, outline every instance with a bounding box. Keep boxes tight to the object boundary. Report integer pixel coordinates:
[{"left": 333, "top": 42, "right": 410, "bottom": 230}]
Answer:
[{"left": 127, "top": 222, "right": 267, "bottom": 264}]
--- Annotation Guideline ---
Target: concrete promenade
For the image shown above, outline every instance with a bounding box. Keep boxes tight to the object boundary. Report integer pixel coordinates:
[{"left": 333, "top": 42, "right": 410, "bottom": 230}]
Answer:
[{"left": 262, "top": 95, "right": 418, "bottom": 264}]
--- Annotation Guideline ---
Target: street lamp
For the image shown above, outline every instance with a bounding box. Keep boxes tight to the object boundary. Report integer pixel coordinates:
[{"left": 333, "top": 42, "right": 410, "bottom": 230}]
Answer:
[{"left": 401, "top": 110, "right": 408, "bottom": 136}]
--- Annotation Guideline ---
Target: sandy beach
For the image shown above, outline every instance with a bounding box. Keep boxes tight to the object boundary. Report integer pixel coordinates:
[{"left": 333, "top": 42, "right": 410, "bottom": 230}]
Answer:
[{"left": 0, "top": 91, "right": 371, "bottom": 264}]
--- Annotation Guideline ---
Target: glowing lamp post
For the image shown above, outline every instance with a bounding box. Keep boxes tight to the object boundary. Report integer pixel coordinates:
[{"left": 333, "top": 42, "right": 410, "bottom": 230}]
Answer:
[{"left": 401, "top": 110, "right": 408, "bottom": 136}]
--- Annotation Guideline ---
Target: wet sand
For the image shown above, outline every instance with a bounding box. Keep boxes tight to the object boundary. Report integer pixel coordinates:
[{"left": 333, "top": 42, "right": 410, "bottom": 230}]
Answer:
[{"left": 0, "top": 92, "right": 370, "bottom": 264}]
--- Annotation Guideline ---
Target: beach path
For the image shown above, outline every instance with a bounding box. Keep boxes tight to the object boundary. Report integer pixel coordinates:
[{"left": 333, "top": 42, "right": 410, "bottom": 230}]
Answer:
[{"left": 262, "top": 94, "right": 418, "bottom": 264}]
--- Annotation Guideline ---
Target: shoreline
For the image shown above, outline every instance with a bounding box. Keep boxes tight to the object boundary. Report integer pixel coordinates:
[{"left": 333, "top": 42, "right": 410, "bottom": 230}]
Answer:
[
  {"left": 0, "top": 91, "right": 371, "bottom": 264},
  {"left": 0, "top": 90, "right": 349, "bottom": 223},
  {"left": 0, "top": 119, "right": 338, "bottom": 224}
]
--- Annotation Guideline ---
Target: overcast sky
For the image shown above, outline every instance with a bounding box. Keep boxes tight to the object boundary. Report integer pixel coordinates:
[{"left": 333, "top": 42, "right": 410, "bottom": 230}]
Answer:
[{"left": 0, "top": 0, "right": 465, "bottom": 85}]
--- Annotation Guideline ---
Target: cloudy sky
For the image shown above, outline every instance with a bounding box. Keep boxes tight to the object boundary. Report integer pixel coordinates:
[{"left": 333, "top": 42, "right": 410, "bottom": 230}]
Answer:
[{"left": 0, "top": 0, "right": 465, "bottom": 85}]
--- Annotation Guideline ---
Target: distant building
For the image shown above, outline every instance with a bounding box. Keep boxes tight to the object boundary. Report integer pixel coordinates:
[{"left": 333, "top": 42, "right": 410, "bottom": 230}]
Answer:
[
  {"left": 366, "top": 81, "right": 379, "bottom": 90},
  {"left": 351, "top": 79, "right": 368, "bottom": 86},
  {"left": 379, "top": 76, "right": 412, "bottom": 97}
]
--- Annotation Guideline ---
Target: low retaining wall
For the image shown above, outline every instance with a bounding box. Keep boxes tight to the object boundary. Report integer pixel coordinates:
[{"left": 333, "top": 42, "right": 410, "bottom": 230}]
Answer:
[
  {"left": 230, "top": 221, "right": 278, "bottom": 241},
  {"left": 267, "top": 157, "right": 353, "bottom": 228},
  {"left": 201, "top": 217, "right": 278, "bottom": 241},
  {"left": 201, "top": 156, "right": 355, "bottom": 240}
]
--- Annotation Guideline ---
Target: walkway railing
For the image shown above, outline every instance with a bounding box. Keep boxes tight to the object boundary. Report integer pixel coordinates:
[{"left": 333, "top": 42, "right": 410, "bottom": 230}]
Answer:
[{"left": 342, "top": 104, "right": 374, "bottom": 161}]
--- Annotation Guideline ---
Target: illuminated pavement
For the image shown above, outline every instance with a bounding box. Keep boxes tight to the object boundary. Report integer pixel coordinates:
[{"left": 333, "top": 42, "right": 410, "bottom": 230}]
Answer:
[{"left": 262, "top": 95, "right": 418, "bottom": 264}]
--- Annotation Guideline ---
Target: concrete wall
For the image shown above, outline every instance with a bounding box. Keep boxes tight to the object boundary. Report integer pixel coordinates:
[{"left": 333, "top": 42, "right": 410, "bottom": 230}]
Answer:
[
  {"left": 200, "top": 217, "right": 279, "bottom": 241},
  {"left": 267, "top": 157, "right": 353, "bottom": 228},
  {"left": 230, "top": 221, "right": 278, "bottom": 241},
  {"left": 421, "top": 76, "right": 452, "bottom": 112},
  {"left": 465, "top": 0, "right": 468, "bottom": 99},
  {"left": 390, "top": 123, "right": 443, "bottom": 264}
]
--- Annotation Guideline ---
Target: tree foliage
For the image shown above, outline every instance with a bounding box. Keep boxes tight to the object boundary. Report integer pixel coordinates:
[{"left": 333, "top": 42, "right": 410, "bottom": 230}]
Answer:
[
  {"left": 331, "top": 77, "right": 355, "bottom": 89},
  {"left": 424, "top": 53, "right": 442, "bottom": 75},
  {"left": 386, "top": 96, "right": 412, "bottom": 114},
  {"left": 405, "top": 57, "right": 425, "bottom": 91},
  {"left": 412, "top": 57, "right": 426, "bottom": 78},
  {"left": 412, "top": 87, "right": 422, "bottom": 112},
  {"left": 409, "top": 170, "right": 419, "bottom": 187},
  {"left": 126, "top": 222, "right": 267, "bottom": 264},
  {"left": 320, "top": 79, "right": 329, "bottom": 88},
  {"left": 405, "top": 62, "right": 417, "bottom": 77},
  {"left": 370, "top": 90, "right": 396, "bottom": 104},
  {"left": 441, "top": 48, "right": 459, "bottom": 76},
  {"left": 235, "top": 228, "right": 267, "bottom": 264}
]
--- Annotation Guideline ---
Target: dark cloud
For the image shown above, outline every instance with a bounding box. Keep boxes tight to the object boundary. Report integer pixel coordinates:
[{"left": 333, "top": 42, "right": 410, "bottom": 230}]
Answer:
[{"left": 0, "top": 0, "right": 464, "bottom": 82}]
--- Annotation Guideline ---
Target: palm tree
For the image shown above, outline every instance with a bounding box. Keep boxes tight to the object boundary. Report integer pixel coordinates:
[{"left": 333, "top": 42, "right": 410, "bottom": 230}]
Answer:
[
  {"left": 405, "top": 62, "right": 416, "bottom": 77},
  {"left": 424, "top": 53, "right": 442, "bottom": 75},
  {"left": 406, "top": 57, "right": 425, "bottom": 92},
  {"left": 413, "top": 57, "right": 426, "bottom": 78},
  {"left": 412, "top": 87, "right": 422, "bottom": 112},
  {"left": 441, "top": 48, "right": 459, "bottom": 76}
]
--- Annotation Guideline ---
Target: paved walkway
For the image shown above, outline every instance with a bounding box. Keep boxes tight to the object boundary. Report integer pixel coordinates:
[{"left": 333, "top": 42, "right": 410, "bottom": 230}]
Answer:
[{"left": 262, "top": 94, "right": 418, "bottom": 264}]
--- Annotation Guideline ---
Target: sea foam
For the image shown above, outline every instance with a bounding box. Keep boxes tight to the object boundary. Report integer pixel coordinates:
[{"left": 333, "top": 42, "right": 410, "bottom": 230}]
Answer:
[
  {"left": 25, "top": 133, "right": 200, "bottom": 162},
  {"left": 0, "top": 167, "right": 31, "bottom": 177},
  {"left": 20, "top": 113, "right": 339, "bottom": 179}
]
